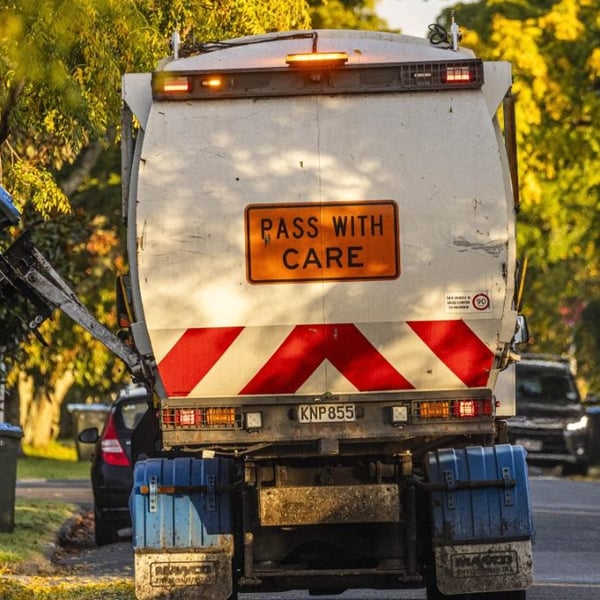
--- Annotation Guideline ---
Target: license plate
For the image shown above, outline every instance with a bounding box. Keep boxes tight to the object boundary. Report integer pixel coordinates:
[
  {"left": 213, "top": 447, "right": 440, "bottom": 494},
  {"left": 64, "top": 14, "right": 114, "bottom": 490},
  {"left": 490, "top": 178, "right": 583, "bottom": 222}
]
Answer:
[
  {"left": 515, "top": 438, "right": 543, "bottom": 452},
  {"left": 298, "top": 403, "right": 356, "bottom": 423}
]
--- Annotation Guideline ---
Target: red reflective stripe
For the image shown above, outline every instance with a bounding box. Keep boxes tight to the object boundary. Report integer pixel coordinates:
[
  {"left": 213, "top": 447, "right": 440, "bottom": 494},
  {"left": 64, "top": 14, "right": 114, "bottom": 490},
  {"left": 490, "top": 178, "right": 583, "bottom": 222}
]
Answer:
[
  {"left": 158, "top": 321, "right": 493, "bottom": 397},
  {"left": 241, "top": 324, "right": 413, "bottom": 394},
  {"left": 407, "top": 320, "right": 493, "bottom": 387},
  {"left": 158, "top": 327, "right": 243, "bottom": 396}
]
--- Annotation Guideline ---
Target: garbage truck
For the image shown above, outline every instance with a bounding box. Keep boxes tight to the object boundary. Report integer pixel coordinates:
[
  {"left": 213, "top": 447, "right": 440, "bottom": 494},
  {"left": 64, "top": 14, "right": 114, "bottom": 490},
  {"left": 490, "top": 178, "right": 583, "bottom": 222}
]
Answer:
[{"left": 0, "top": 28, "right": 533, "bottom": 599}]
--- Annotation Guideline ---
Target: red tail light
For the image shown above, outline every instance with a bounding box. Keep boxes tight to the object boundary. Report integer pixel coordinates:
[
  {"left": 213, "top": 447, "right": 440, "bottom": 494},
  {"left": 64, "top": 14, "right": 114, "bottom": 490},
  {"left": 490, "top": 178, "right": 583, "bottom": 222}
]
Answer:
[
  {"left": 100, "top": 413, "right": 130, "bottom": 466},
  {"left": 452, "top": 398, "right": 493, "bottom": 418}
]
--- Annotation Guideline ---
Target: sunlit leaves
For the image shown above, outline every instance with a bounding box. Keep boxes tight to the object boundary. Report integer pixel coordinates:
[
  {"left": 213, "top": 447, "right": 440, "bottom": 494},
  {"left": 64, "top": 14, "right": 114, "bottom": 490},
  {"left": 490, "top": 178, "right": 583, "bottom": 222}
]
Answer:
[
  {"left": 0, "top": 0, "right": 315, "bottom": 435},
  {"left": 308, "top": 0, "right": 388, "bottom": 30},
  {"left": 538, "top": 0, "right": 584, "bottom": 41},
  {"left": 458, "top": 1, "right": 600, "bottom": 385},
  {"left": 10, "top": 160, "right": 70, "bottom": 218}
]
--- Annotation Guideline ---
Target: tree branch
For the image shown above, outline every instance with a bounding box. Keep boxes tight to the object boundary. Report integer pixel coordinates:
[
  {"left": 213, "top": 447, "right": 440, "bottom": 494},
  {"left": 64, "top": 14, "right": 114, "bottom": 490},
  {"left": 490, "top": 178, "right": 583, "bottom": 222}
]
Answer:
[
  {"left": 61, "top": 137, "right": 105, "bottom": 197},
  {"left": 0, "top": 80, "right": 25, "bottom": 146}
]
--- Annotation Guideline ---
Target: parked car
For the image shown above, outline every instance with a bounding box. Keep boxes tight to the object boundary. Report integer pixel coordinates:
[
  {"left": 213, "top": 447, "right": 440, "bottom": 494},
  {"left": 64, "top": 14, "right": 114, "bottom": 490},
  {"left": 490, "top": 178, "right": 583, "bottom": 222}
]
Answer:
[
  {"left": 507, "top": 354, "right": 589, "bottom": 475},
  {"left": 79, "top": 384, "right": 149, "bottom": 545}
]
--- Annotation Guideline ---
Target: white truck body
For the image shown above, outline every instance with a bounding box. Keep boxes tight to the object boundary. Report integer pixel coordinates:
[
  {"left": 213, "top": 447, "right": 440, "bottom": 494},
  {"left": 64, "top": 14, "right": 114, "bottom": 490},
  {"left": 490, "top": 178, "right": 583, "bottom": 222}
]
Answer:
[
  {"left": 119, "top": 29, "right": 531, "bottom": 600},
  {"left": 125, "top": 31, "right": 515, "bottom": 400}
]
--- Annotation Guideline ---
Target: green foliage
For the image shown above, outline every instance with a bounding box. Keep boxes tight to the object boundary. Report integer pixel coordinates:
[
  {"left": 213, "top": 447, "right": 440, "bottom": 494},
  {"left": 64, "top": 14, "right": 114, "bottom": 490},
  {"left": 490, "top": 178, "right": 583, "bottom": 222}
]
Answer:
[
  {"left": 454, "top": 1, "right": 600, "bottom": 388},
  {"left": 0, "top": 1, "right": 151, "bottom": 211},
  {"left": 0, "top": 0, "right": 314, "bottom": 430},
  {"left": 309, "top": 0, "right": 390, "bottom": 30},
  {"left": 17, "top": 458, "right": 90, "bottom": 480}
]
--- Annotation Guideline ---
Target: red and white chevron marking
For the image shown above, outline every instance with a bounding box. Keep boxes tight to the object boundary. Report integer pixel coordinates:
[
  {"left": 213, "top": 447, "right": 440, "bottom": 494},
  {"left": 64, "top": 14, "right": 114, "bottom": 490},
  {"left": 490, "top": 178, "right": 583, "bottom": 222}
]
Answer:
[{"left": 156, "top": 320, "right": 495, "bottom": 398}]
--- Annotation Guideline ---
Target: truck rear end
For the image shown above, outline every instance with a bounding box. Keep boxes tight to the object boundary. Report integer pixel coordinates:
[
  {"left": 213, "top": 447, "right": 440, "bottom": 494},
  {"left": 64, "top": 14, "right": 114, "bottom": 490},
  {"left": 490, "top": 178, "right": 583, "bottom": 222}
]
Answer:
[{"left": 122, "top": 29, "right": 532, "bottom": 599}]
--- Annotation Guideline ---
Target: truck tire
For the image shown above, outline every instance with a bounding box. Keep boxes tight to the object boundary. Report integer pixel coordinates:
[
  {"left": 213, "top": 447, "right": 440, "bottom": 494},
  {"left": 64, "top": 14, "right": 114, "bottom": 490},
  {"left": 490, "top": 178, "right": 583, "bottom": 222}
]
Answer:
[
  {"left": 562, "top": 461, "right": 589, "bottom": 477},
  {"left": 94, "top": 506, "right": 119, "bottom": 546}
]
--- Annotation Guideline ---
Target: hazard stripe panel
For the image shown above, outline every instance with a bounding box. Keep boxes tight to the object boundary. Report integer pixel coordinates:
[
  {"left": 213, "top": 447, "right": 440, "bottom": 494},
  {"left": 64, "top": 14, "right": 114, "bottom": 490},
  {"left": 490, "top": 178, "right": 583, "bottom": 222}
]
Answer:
[
  {"left": 157, "top": 320, "right": 494, "bottom": 397},
  {"left": 407, "top": 320, "right": 494, "bottom": 388},
  {"left": 159, "top": 327, "right": 243, "bottom": 396},
  {"left": 240, "top": 324, "right": 414, "bottom": 394}
]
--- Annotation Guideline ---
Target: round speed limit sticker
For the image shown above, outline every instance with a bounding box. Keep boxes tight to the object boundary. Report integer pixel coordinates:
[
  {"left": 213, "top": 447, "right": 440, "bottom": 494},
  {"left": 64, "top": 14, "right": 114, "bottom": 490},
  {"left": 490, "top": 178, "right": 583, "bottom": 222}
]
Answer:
[{"left": 472, "top": 292, "right": 491, "bottom": 311}]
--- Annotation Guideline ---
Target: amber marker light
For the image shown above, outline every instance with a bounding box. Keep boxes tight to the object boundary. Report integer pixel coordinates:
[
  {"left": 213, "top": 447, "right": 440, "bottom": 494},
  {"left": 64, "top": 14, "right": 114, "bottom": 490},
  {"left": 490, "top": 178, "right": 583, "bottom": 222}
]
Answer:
[
  {"left": 285, "top": 51, "right": 349, "bottom": 68},
  {"left": 205, "top": 407, "right": 237, "bottom": 427},
  {"left": 419, "top": 401, "right": 450, "bottom": 419},
  {"left": 201, "top": 77, "right": 224, "bottom": 89}
]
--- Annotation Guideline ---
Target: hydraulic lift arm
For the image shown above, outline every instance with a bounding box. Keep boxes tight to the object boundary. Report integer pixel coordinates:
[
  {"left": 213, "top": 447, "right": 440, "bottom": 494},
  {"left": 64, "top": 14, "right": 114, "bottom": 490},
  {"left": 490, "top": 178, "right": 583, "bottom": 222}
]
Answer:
[{"left": 0, "top": 187, "right": 153, "bottom": 384}]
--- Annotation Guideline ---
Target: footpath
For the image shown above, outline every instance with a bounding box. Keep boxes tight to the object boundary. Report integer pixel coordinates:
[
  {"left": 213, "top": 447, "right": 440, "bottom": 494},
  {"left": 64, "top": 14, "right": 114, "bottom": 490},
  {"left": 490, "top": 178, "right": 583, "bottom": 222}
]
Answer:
[{"left": 11, "top": 479, "right": 134, "bottom": 588}]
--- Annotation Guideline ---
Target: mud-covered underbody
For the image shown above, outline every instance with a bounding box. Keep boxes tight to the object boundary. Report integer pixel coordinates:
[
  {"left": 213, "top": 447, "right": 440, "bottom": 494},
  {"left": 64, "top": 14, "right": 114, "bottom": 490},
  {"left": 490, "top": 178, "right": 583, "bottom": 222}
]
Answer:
[
  {"left": 237, "top": 430, "right": 499, "bottom": 592},
  {"left": 136, "top": 423, "right": 494, "bottom": 595}
]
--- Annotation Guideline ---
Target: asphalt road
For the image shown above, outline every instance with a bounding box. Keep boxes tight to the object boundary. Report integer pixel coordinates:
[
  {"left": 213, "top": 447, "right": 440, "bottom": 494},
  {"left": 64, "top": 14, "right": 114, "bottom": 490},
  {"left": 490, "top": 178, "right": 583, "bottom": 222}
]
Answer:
[
  {"left": 16, "top": 478, "right": 93, "bottom": 506},
  {"left": 15, "top": 472, "right": 600, "bottom": 599}
]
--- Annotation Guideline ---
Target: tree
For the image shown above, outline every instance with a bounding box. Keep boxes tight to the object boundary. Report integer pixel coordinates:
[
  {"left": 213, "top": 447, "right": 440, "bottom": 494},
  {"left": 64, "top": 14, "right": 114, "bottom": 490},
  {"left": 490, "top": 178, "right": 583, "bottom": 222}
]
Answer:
[
  {"left": 446, "top": 1, "right": 600, "bottom": 390},
  {"left": 0, "top": 0, "right": 311, "bottom": 445},
  {"left": 309, "top": 0, "right": 390, "bottom": 30}
]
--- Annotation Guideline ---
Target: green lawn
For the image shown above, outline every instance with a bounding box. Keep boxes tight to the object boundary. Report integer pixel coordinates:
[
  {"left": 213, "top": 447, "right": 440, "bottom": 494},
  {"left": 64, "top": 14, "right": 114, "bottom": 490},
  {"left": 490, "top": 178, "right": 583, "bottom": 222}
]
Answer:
[
  {"left": 17, "top": 456, "right": 91, "bottom": 480},
  {"left": 0, "top": 499, "right": 74, "bottom": 574},
  {"left": 1, "top": 441, "right": 135, "bottom": 599},
  {"left": 17, "top": 441, "right": 91, "bottom": 480}
]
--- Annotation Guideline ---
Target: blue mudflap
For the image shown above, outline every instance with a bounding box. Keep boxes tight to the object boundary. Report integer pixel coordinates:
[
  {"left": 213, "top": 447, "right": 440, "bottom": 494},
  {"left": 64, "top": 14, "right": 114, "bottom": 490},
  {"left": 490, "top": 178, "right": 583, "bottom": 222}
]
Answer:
[
  {"left": 130, "top": 456, "right": 234, "bottom": 550},
  {"left": 426, "top": 444, "right": 533, "bottom": 545}
]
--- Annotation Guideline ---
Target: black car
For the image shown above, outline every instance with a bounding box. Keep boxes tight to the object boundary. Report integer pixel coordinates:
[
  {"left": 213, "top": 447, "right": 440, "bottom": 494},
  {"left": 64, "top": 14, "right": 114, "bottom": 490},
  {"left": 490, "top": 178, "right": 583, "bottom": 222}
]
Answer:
[
  {"left": 79, "top": 384, "right": 149, "bottom": 545},
  {"left": 507, "top": 354, "right": 589, "bottom": 475}
]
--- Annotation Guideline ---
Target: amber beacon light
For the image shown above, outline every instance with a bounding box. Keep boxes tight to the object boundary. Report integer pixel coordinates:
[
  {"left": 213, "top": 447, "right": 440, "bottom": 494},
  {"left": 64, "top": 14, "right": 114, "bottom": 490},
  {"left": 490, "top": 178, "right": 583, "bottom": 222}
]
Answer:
[{"left": 285, "top": 51, "right": 349, "bottom": 68}]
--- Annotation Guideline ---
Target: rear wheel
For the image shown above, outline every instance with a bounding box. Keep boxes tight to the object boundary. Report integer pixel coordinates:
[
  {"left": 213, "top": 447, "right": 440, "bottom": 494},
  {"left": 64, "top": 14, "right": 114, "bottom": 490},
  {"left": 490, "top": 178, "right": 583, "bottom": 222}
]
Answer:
[
  {"left": 94, "top": 505, "right": 119, "bottom": 546},
  {"left": 562, "top": 461, "right": 589, "bottom": 476}
]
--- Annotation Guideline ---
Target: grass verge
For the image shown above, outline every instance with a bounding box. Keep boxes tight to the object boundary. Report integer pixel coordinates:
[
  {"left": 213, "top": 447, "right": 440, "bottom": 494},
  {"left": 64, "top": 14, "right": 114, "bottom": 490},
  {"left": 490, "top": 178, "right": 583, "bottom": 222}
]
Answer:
[
  {"left": 18, "top": 441, "right": 91, "bottom": 480},
  {"left": 4, "top": 440, "right": 136, "bottom": 599},
  {"left": 0, "top": 579, "right": 135, "bottom": 599},
  {"left": 17, "top": 456, "right": 90, "bottom": 480},
  {"left": 0, "top": 499, "right": 74, "bottom": 575},
  {"left": 0, "top": 499, "right": 135, "bottom": 599}
]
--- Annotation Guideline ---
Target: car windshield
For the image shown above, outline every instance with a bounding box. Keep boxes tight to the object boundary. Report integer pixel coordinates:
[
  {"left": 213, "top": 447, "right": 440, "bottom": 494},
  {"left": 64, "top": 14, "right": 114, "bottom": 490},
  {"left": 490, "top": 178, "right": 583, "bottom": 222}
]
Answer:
[
  {"left": 516, "top": 366, "right": 579, "bottom": 406},
  {"left": 120, "top": 400, "right": 149, "bottom": 430}
]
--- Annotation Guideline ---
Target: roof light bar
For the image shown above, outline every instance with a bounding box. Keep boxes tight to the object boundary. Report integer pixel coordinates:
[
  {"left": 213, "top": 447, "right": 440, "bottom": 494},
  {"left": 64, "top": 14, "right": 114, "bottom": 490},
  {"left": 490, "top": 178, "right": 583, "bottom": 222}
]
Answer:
[{"left": 152, "top": 59, "right": 483, "bottom": 101}]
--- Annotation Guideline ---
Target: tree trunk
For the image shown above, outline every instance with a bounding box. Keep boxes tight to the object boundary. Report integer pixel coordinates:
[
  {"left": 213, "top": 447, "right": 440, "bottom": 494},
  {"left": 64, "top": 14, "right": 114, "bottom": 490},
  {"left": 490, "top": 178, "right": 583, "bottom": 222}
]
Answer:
[{"left": 20, "top": 370, "right": 75, "bottom": 448}]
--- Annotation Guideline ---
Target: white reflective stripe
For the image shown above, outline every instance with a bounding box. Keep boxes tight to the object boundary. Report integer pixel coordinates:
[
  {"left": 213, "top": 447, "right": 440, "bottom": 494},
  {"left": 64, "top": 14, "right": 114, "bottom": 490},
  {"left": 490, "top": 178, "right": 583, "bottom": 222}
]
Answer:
[
  {"left": 152, "top": 328, "right": 187, "bottom": 363},
  {"left": 356, "top": 322, "right": 463, "bottom": 389},
  {"left": 296, "top": 360, "right": 358, "bottom": 395},
  {"left": 189, "top": 325, "right": 294, "bottom": 396}
]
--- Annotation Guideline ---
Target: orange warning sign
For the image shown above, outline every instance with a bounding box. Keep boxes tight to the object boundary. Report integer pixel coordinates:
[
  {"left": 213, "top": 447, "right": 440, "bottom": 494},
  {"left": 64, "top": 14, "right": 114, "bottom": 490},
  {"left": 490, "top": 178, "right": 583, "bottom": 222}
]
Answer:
[{"left": 245, "top": 200, "right": 400, "bottom": 283}]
